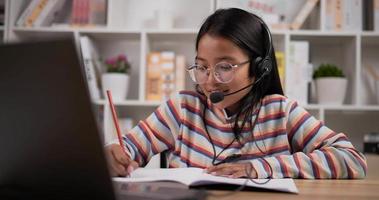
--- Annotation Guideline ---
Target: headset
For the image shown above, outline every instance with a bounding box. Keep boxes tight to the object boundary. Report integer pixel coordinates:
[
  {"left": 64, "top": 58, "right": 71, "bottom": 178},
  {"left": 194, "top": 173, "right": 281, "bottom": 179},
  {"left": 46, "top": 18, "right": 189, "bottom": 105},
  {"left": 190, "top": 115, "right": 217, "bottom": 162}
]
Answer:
[
  {"left": 209, "top": 13, "right": 274, "bottom": 104},
  {"left": 251, "top": 13, "right": 274, "bottom": 83}
]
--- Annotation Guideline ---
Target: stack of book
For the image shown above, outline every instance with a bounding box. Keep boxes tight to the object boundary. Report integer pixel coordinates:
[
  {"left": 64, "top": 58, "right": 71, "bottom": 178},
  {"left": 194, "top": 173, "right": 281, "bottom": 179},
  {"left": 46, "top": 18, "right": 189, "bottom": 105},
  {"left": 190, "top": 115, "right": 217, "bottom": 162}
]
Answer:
[
  {"left": 16, "top": 0, "right": 106, "bottom": 27},
  {"left": 324, "top": 0, "right": 362, "bottom": 31},
  {"left": 146, "top": 52, "right": 186, "bottom": 101},
  {"left": 79, "top": 35, "right": 102, "bottom": 101},
  {"left": 70, "top": 0, "right": 106, "bottom": 26},
  {"left": 16, "top": 0, "right": 66, "bottom": 27},
  {"left": 287, "top": 41, "right": 313, "bottom": 105}
]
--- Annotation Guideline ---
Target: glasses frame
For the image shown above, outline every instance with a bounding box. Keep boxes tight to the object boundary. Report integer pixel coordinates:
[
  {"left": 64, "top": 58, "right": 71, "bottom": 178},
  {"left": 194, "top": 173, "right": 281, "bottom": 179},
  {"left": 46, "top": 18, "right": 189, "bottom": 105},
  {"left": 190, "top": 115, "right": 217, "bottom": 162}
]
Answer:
[{"left": 187, "top": 60, "right": 250, "bottom": 84}]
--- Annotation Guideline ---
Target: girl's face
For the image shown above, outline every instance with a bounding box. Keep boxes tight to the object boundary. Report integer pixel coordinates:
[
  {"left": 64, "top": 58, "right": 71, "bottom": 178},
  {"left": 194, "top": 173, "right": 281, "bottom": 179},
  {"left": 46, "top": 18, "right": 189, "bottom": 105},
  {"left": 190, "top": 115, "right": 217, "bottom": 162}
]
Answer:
[{"left": 196, "top": 34, "right": 254, "bottom": 113}]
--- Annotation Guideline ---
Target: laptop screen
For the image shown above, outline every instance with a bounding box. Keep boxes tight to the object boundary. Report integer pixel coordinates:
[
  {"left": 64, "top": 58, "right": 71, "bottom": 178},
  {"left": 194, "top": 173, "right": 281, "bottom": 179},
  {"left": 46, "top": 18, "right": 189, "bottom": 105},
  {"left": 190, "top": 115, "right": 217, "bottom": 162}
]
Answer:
[{"left": 0, "top": 39, "right": 115, "bottom": 199}]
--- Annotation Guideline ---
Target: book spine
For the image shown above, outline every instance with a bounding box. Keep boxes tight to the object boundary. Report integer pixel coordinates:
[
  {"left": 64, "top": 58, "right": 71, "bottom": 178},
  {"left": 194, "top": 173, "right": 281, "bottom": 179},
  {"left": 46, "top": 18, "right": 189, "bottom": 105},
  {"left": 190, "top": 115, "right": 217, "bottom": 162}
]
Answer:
[
  {"left": 24, "top": 0, "right": 49, "bottom": 27},
  {"left": 71, "top": 0, "right": 79, "bottom": 25},
  {"left": 160, "top": 51, "right": 176, "bottom": 100},
  {"left": 287, "top": 41, "right": 310, "bottom": 105},
  {"left": 324, "top": 0, "right": 335, "bottom": 30},
  {"left": 354, "top": 0, "right": 363, "bottom": 30},
  {"left": 275, "top": 51, "right": 285, "bottom": 90},
  {"left": 290, "top": 0, "right": 319, "bottom": 30},
  {"left": 89, "top": 0, "right": 107, "bottom": 25},
  {"left": 16, "top": 0, "right": 41, "bottom": 26},
  {"left": 343, "top": 0, "right": 362, "bottom": 31},
  {"left": 33, "top": 0, "right": 58, "bottom": 27},
  {"left": 82, "top": 0, "right": 90, "bottom": 25},
  {"left": 342, "top": 0, "right": 352, "bottom": 30},
  {"left": 146, "top": 52, "right": 162, "bottom": 101},
  {"left": 175, "top": 55, "right": 186, "bottom": 93},
  {"left": 36, "top": 0, "right": 66, "bottom": 27},
  {"left": 79, "top": 36, "right": 101, "bottom": 100},
  {"left": 335, "top": 0, "right": 343, "bottom": 30}
]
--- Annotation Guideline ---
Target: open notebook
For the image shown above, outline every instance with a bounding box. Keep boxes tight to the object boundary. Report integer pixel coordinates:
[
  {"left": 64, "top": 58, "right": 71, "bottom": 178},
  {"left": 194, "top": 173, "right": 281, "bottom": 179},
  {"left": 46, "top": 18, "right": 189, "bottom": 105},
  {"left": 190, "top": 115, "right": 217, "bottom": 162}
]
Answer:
[{"left": 113, "top": 167, "right": 298, "bottom": 194}]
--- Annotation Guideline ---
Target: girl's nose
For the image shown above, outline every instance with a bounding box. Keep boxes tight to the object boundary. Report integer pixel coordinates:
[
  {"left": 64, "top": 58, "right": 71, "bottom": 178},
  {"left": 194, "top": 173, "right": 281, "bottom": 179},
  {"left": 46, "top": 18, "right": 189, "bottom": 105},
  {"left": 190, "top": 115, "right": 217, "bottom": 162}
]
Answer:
[{"left": 205, "top": 69, "right": 218, "bottom": 84}]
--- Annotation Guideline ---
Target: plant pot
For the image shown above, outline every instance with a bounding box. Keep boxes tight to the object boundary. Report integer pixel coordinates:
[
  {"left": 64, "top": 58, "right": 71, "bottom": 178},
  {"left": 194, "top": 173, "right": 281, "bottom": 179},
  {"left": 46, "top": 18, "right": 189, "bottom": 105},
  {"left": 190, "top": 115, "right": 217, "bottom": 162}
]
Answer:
[
  {"left": 315, "top": 77, "right": 347, "bottom": 105},
  {"left": 101, "top": 73, "right": 129, "bottom": 101}
]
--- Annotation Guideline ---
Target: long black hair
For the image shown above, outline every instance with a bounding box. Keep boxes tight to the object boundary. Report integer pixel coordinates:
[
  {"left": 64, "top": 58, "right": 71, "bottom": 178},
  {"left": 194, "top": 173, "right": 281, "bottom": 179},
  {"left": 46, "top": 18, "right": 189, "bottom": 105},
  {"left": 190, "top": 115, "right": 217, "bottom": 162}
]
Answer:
[{"left": 195, "top": 8, "right": 284, "bottom": 140}]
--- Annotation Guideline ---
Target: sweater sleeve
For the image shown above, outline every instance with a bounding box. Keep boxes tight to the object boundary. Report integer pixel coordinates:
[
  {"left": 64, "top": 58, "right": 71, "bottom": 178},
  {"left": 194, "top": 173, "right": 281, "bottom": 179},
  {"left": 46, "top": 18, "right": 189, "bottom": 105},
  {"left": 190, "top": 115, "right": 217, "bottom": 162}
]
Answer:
[
  {"left": 122, "top": 95, "right": 182, "bottom": 166},
  {"left": 250, "top": 101, "right": 367, "bottom": 179}
]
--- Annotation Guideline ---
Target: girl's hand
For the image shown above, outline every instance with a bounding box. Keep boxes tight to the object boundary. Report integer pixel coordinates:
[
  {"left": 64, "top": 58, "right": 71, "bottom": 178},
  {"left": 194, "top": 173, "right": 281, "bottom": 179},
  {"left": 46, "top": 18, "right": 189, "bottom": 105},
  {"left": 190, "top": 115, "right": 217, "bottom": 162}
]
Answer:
[
  {"left": 205, "top": 162, "right": 257, "bottom": 178},
  {"left": 105, "top": 144, "right": 139, "bottom": 177}
]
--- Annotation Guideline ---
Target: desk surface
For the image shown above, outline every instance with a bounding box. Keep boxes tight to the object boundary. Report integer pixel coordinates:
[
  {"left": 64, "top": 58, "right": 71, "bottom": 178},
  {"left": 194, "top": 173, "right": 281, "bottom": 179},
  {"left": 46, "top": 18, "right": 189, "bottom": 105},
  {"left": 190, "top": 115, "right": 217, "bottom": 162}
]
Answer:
[{"left": 207, "top": 154, "right": 379, "bottom": 200}]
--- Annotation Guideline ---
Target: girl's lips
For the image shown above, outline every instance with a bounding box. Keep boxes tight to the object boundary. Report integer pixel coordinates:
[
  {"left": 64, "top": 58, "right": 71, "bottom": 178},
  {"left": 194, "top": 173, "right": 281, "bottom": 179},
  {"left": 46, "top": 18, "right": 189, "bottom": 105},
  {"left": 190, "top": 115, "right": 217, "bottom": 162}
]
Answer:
[{"left": 207, "top": 88, "right": 229, "bottom": 93}]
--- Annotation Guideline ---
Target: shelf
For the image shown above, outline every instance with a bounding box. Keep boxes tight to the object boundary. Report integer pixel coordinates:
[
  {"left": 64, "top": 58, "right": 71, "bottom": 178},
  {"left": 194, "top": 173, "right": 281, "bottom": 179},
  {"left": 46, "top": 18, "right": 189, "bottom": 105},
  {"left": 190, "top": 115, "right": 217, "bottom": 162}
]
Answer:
[
  {"left": 145, "top": 29, "right": 198, "bottom": 34},
  {"left": 92, "top": 99, "right": 379, "bottom": 111},
  {"left": 304, "top": 104, "right": 379, "bottom": 111},
  {"left": 12, "top": 26, "right": 74, "bottom": 33},
  {"left": 289, "top": 30, "right": 359, "bottom": 36},
  {"left": 361, "top": 32, "right": 379, "bottom": 36},
  {"left": 94, "top": 99, "right": 161, "bottom": 106},
  {"left": 12, "top": 26, "right": 379, "bottom": 40}
]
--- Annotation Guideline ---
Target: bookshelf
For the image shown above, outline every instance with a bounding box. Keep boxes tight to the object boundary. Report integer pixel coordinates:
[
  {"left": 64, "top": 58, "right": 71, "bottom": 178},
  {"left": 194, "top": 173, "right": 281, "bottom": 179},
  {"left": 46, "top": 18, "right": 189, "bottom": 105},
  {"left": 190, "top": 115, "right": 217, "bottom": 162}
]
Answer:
[{"left": 3, "top": 0, "right": 379, "bottom": 160}]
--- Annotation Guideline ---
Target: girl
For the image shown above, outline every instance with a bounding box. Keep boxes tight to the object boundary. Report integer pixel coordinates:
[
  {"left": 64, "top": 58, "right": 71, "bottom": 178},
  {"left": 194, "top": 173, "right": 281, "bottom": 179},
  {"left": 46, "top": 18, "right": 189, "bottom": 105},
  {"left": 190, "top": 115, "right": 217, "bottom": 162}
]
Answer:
[{"left": 105, "top": 8, "right": 366, "bottom": 179}]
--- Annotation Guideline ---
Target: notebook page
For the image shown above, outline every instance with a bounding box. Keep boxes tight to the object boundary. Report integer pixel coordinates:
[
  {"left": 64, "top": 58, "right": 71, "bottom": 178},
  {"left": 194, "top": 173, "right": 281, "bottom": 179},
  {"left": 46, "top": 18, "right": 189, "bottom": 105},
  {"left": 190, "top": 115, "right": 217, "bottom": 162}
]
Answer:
[{"left": 113, "top": 167, "right": 298, "bottom": 193}]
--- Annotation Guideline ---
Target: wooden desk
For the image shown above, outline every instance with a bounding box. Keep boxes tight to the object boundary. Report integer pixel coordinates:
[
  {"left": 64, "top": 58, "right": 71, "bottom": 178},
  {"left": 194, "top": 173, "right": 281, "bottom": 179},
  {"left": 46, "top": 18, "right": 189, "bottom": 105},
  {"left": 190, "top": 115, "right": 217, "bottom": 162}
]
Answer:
[{"left": 207, "top": 154, "right": 379, "bottom": 200}]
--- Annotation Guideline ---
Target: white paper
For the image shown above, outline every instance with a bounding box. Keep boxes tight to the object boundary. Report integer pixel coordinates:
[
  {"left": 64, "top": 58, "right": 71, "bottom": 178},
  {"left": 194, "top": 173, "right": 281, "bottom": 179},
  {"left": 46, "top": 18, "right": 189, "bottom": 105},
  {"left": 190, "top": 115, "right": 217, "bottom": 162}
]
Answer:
[{"left": 113, "top": 167, "right": 298, "bottom": 194}]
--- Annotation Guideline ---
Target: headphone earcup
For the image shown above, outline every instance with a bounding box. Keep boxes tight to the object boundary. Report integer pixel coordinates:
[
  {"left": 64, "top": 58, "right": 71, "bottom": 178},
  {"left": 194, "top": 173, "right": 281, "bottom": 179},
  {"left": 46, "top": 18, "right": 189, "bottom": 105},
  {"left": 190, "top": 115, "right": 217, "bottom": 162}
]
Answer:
[
  {"left": 260, "top": 58, "right": 272, "bottom": 77},
  {"left": 254, "top": 56, "right": 272, "bottom": 77}
]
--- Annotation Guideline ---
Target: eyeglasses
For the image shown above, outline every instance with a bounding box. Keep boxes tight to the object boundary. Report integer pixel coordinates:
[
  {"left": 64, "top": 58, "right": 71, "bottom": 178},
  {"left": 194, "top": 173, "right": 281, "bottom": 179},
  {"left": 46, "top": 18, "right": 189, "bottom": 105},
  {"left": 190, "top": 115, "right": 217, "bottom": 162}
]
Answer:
[{"left": 187, "top": 60, "right": 250, "bottom": 84}]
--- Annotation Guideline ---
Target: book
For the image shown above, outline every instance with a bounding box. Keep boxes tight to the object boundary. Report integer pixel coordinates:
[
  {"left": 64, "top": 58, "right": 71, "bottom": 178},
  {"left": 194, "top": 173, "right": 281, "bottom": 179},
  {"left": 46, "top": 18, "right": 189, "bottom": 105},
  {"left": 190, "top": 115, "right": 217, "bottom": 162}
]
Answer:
[
  {"left": 15, "top": 0, "right": 40, "bottom": 26},
  {"left": 24, "top": 0, "right": 49, "bottom": 27},
  {"left": 160, "top": 51, "right": 176, "bottom": 100},
  {"left": 33, "top": 0, "right": 66, "bottom": 27},
  {"left": 175, "top": 55, "right": 187, "bottom": 93},
  {"left": 79, "top": 36, "right": 101, "bottom": 101},
  {"left": 113, "top": 167, "right": 298, "bottom": 193},
  {"left": 275, "top": 51, "right": 285, "bottom": 90},
  {"left": 70, "top": 0, "right": 106, "bottom": 26},
  {"left": 324, "top": 0, "right": 362, "bottom": 31},
  {"left": 146, "top": 52, "right": 162, "bottom": 101},
  {"left": 342, "top": 0, "right": 362, "bottom": 31},
  {"left": 287, "top": 41, "right": 311, "bottom": 105},
  {"left": 290, "top": 0, "right": 319, "bottom": 30},
  {"left": 335, "top": 0, "right": 343, "bottom": 30},
  {"left": 88, "top": 0, "right": 107, "bottom": 25}
]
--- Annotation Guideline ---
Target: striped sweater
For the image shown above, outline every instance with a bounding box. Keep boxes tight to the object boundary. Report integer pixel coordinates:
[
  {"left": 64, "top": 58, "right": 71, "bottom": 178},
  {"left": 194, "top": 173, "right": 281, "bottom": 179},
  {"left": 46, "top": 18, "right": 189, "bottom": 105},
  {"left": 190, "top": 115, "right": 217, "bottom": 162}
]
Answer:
[{"left": 123, "top": 91, "right": 367, "bottom": 179}]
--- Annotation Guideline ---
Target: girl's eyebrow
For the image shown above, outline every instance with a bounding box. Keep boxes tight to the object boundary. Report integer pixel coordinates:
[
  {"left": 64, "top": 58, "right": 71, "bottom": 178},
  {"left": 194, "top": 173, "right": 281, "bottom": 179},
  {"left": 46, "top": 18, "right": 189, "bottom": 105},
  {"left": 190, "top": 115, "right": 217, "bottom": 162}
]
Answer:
[
  {"left": 195, "top": 55, "right": 238, "bottom": 62},
  {"left": 216, "top": 56, "right": 237, "bottom": 62},
  {"left": 195, "top": 56, "right": 206, "bottom": 62}
]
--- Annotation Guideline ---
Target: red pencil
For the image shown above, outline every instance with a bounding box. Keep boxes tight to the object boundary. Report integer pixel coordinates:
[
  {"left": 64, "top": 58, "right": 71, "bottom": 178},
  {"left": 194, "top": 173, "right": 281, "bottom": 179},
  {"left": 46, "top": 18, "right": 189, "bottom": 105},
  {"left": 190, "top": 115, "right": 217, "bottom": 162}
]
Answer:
[{"left": 106, "top": 90, "right": 130, "bottom": 157}]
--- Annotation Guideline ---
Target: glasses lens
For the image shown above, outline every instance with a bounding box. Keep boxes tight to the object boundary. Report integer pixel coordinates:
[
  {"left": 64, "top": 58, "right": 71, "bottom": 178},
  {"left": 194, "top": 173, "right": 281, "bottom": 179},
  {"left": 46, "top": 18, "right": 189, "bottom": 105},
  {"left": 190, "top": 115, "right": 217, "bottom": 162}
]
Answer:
[
  {"left": 215, "top": 62, "right": 234, "bottom": 83},
  {"left": 188, "top": 65, "right": 208, "bottom": 84}
]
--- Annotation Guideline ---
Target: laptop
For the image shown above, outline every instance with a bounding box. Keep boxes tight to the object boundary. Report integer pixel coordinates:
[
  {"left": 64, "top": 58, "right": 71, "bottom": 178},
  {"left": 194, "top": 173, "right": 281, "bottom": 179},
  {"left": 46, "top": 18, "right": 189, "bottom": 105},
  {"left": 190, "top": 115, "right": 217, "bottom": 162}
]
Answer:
[{"left": 0, "top": 39, "right": 206, "bottom": 200}]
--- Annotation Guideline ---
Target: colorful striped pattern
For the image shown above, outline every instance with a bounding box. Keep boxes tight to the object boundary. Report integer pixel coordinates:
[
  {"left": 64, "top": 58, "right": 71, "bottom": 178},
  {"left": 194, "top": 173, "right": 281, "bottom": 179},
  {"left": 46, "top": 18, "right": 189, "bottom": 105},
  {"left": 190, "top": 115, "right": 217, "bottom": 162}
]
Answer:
[{"left": 123, "top": 91, "right": 367, "bottom": 179}]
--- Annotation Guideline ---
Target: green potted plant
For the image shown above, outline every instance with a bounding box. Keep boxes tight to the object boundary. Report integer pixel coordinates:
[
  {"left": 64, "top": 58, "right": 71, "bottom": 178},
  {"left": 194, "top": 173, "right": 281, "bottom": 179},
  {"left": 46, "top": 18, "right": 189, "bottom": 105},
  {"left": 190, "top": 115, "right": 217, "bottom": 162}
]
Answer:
[
  {"left": 313, "top": 63, "right": 347, "bottom": 105},
  {"left": 101, "top": 54, "right": 131, "bottom": 101}
]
